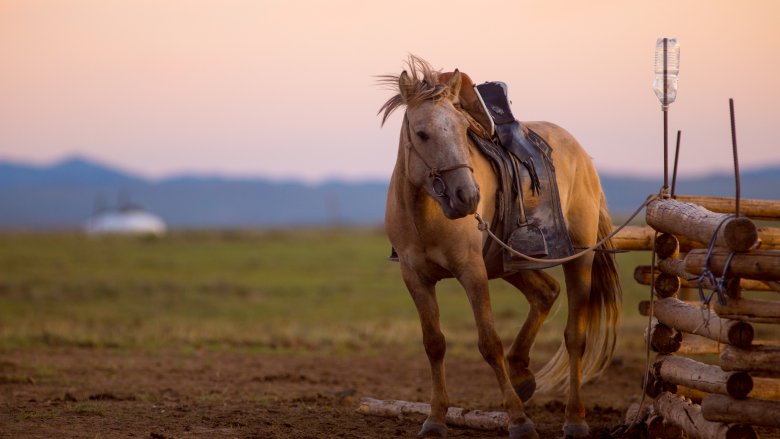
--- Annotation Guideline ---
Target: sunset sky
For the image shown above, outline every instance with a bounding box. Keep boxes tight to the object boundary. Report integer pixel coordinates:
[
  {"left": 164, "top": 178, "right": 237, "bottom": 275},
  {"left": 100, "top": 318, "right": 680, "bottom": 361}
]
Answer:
[{"left": 1, "top": 1, "right": 778, "bottom": 182}]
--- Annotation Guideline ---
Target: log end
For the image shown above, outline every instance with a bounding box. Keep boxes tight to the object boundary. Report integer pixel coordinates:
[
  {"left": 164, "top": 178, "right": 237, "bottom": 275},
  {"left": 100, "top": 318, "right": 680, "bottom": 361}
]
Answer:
[
  {"left": 655, "top": 272, "right": 681, "bottom": 298},
  {"left": 727, "top": 321, "right": 755, "bottom": 349},
  {"left": 723, "top": 217, "right": 759, "bottom": 252},
  {"left": 655, "top": 234, "right": 680, "bottom": 259},
  {"left": 725, "top": 372, "right": 753, "bottom": 400},
  {"left": 650, "top": 324, "right": 683, "bottom": 354}
]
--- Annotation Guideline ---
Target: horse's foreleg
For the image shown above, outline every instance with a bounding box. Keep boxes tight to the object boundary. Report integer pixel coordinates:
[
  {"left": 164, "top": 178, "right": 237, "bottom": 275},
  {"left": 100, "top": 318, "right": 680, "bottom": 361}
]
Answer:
[
  {"left": 561, "top": 255, "right": 594, "bottom": 438},
  {"left": 502, "top": 271, "right": 560, "bottom": 402},
  {"left": 401, "top": 264, "right": 449, "bottom": 438},
  {"left": 459, "top": 269, "right": 538, "bottom": 439}
]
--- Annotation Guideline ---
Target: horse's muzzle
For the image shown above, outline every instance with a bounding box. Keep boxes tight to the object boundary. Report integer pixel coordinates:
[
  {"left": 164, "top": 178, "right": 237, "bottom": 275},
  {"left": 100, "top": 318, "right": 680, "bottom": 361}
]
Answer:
[{"left": 442, "top": 183, "right": 480, "bottom": 219}]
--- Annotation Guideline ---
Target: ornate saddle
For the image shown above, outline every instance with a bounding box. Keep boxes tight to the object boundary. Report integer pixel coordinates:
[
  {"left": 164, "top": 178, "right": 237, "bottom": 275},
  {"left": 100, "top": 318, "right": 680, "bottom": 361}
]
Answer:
[{"left": 469, "top": 81, "right": 574, "bottom": 272}]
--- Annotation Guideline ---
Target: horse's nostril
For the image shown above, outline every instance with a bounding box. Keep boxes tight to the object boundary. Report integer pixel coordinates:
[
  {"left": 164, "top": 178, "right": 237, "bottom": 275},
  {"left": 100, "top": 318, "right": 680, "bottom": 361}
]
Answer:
[{"left": 456, "top": 188, "right": 466, "bottom": 203}]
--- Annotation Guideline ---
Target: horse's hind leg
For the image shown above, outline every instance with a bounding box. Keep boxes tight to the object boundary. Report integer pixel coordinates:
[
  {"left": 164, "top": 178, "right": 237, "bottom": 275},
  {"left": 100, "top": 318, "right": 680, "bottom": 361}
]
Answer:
[
  {"left": 502, "top": 270, "right": 560, "bottom": 402},
  {"left": 458, "top": 268, "right": 539, "bottom": 439},
  {"left": 400, "top": 263, "right": 450, "bottom": 437},
  {"left": 561, "top": 255, "right": 595, "bottom": 438}
]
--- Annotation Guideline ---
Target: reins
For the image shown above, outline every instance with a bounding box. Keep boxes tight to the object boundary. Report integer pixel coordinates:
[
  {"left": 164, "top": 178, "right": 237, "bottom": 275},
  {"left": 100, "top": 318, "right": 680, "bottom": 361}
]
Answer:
[
  {"left": 474, "top": 193, "right": 660, "bottom": 265},
  {"left": 403, "top": 115, "right": 474, "bottom": 197}
]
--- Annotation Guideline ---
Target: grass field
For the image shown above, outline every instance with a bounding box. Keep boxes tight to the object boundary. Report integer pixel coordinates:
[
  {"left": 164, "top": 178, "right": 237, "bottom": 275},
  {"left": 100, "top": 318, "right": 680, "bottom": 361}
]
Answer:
[{"left": 0, "top": 228, "right": 668, "bottom": 360}]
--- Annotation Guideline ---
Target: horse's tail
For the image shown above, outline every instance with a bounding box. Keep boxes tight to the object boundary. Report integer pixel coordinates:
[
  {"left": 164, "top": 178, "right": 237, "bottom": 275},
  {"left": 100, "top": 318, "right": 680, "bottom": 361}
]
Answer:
[{"left": 535, "top": 194, "right": 622, "bottom": 395}]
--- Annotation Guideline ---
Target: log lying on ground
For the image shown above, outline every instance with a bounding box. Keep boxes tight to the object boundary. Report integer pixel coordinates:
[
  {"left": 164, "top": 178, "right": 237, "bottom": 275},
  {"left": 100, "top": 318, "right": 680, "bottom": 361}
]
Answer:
[
  {"left": 685, "top": 249, "right": 780, "bottom": 282},
  {"left": 357, "top": 397, "right": 506, "bottom": 431},
  {"left": 653, "top": 355, "right": 753, "bottom": 399},
  {"left": 653, "top": 392, "right": 756, "bottom": 439},
  {"left": 675, "top": 195, "right": 780, "bottom": 221},
  {"left": 646, "top": 199, "right": 758, "bottom": 252},
  {"left": 653, "top": 297, "right": 754, "bottom": 348},
  {"left": 702, "top": 394, "right": 780, "bottom": 428},
  {"left": 720, "top": 345, "right": 780, "bottom": 375}
]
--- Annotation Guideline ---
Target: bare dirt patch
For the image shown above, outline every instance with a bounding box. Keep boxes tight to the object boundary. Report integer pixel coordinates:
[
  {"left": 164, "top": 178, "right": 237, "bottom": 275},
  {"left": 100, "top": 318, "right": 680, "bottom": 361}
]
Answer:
[{"left": 1, "top": 347, "right": 768, "bottom": 438}]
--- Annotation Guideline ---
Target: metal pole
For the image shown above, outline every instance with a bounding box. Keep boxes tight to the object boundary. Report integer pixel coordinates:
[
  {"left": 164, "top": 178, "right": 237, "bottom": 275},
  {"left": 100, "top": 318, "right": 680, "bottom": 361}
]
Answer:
[
  {"left": 671, "top": 130, "right": 681, "bottom": 197},
  {"left": 729, "top": 98, "right": 741, "bottom": 217}
]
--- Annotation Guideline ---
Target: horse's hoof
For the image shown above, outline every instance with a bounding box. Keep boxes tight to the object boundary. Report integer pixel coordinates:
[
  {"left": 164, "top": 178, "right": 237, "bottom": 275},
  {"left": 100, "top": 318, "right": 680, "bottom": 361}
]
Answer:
[
  {"left": 512, "top": 376, "right": 536, "bottom": 402},
  {"left": 508, "top": 421, "right": 538, "bottom": 439},
  {"left": 563, "top": 422, "right": 590, "bottom": 438},
  {"left": 418, "top": 420, "right": 447, "bottom": 438}
]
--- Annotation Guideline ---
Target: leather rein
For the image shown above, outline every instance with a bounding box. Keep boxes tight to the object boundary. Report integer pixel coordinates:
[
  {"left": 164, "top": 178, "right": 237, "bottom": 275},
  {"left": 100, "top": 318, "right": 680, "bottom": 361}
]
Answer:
[{"left": 402, "top": 114, "right": 475, "bottom": 197}]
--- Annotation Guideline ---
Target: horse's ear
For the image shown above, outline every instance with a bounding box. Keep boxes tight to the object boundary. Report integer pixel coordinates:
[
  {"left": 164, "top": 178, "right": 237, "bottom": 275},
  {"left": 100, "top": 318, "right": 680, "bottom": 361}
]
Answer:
[
  {"left": 447, "top": 69, "right": 462, "bottom": 103},
  {"left": 399, "top": 70, "right": 414, "bottom": 101}
]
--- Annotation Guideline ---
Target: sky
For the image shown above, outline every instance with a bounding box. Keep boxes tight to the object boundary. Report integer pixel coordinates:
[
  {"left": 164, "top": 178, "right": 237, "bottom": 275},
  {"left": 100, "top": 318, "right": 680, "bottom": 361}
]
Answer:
[{"left": 1, "top": 1, "right": 779, "bottom": 182}]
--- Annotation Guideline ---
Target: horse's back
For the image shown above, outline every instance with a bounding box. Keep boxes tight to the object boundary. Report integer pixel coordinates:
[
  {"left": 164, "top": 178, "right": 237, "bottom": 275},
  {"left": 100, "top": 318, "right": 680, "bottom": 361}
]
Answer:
[{"left": 522, "top": 121, "right": 604, "bottom": 244}]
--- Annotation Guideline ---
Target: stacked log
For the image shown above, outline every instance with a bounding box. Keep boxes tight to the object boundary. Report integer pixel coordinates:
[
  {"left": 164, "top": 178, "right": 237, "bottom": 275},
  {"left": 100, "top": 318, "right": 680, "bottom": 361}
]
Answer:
[{"left": 617, "top": 196, "right": 780, "bottom": 438}]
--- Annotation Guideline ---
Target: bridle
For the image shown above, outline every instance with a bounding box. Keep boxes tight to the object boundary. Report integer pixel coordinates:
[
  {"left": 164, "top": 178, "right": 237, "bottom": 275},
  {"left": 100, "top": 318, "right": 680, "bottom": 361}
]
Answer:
[{"left": 403, "top": 114, "right": 474, "bottom": 197}]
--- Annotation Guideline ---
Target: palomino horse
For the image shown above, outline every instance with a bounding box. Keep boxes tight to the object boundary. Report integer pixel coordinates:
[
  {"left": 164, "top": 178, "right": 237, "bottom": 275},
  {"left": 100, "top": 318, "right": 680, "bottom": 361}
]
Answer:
[{"left": 379, "top": 56, "right": 621, "bottom": 439}]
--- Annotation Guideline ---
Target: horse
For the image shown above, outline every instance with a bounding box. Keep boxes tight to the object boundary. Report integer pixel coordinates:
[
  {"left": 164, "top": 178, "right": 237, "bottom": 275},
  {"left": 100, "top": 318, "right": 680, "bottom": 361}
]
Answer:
[{"left": 378, "top": 56, "right": 621, "bottom": 439}]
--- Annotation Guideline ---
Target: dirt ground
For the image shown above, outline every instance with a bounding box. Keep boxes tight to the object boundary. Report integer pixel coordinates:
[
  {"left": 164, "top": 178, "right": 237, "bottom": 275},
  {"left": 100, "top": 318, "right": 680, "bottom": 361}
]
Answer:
[
  {"left": 1, "top": 348, "right": 777, "bottom": 439},
  {"left": 0, "top": 347, "right": 638, "bottom": 439}
]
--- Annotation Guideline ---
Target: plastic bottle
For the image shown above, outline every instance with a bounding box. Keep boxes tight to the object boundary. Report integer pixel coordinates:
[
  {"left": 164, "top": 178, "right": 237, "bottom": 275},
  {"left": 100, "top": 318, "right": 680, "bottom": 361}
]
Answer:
[{"left": 653, "top": 38, "right": 680, "bottom": 107}]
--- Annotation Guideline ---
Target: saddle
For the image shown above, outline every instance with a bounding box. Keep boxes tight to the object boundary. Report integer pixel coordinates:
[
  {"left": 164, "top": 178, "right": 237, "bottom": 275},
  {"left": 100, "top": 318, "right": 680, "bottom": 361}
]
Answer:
[{"left": 469, "top": 81, "right": 574, "bottom": 272}]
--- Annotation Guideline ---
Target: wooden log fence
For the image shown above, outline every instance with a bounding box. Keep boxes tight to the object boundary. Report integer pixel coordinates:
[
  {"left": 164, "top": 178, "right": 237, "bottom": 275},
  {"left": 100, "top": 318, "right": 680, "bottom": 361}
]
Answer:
[{"left": 628, "top": 195, "right": 780, "bottom": 436}]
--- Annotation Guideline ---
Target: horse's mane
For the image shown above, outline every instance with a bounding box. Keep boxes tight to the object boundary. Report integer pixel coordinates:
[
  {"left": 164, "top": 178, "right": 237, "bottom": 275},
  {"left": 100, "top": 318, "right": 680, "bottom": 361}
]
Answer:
[{"left": 377, "top": 55, "right": 451, "bottom": 126}]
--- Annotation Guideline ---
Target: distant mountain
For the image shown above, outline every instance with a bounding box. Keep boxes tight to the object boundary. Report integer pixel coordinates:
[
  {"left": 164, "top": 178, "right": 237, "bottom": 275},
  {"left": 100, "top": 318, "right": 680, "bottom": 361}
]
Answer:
[
  {"left": 0, "top": 157, "right": 387, "bottom": 229},
  {"left": 0, "top": 156, "right": 778, "bottom": 230},
  {"left": 0, "top": 156, "right": 145, "bottom": 187}
]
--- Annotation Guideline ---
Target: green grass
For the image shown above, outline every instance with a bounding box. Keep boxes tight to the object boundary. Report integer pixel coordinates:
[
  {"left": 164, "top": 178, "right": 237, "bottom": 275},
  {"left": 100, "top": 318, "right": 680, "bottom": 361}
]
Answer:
[{"left": 0, "top": 229, "right": 713, "bottom": 357}]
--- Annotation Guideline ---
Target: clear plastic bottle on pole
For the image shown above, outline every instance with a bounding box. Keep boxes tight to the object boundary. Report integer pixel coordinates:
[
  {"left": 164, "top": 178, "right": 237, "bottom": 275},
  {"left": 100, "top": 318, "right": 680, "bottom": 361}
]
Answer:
[{"left": 653, "top": 38, "right": 680, "bottom": 108}]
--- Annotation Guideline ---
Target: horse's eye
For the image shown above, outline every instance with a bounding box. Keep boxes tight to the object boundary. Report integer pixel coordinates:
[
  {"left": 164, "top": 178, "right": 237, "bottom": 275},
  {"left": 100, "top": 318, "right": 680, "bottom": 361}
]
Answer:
[{"left": 416, "top": 131, "right": 430, "bottom": 142}]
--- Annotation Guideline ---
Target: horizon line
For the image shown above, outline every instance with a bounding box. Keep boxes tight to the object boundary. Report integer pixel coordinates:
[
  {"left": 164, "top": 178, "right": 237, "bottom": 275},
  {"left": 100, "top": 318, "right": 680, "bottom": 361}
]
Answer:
[{"left": 1, "top": 153, "right": 778, "bottom": 185}]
